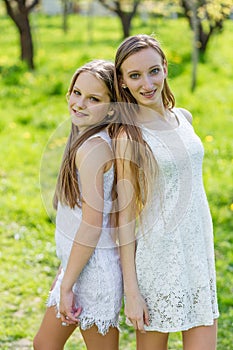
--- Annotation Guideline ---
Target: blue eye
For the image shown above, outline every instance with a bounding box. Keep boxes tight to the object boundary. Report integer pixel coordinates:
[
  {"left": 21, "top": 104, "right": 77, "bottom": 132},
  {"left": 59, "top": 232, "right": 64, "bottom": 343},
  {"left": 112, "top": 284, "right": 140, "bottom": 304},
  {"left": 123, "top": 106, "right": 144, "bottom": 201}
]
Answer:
[
  {"left": 129, "top": 73, "right": 140, "bottom": 79},
  {"left": 151, "top": 68, "right": 160, "bottom": 75}
]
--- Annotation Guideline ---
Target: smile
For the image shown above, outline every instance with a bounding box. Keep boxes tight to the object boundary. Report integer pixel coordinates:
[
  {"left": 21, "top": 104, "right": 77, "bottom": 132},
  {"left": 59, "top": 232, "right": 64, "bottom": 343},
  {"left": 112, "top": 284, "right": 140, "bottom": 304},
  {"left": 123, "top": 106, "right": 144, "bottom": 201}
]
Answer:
[
  {"left": 140, "top": 89, "right": 156, "bottom": 98},
  {"left": 72, "top": 109, "right": 88, "bottom": 117}
]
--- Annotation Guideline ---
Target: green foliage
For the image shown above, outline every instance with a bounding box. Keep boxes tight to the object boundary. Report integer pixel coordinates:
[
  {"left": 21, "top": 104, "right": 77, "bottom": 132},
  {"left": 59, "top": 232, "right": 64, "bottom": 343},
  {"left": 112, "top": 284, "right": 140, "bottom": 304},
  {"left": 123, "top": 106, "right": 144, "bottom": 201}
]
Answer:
[{"left": 0, "top": 12, "right": 232, "bottom": 349}]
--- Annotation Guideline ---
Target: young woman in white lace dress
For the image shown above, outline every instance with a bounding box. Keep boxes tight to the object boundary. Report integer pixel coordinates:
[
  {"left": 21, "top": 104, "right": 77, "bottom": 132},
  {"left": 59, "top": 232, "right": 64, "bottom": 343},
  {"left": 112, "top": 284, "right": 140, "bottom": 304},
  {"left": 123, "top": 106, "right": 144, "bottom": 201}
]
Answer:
[
  {"left": 113, "top": 35, "right": 219, "bottom": 349},
  {"left": 33, "top": 60, "right": 123, "bottom": 350}
]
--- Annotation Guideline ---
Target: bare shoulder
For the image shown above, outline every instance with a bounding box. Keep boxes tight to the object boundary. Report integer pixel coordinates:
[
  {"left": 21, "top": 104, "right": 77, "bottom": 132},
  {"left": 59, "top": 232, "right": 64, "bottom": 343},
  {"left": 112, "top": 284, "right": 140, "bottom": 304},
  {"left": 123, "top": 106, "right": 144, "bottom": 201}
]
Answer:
[
  {"left": 114, "top": 128, "right": 133, "bottom": 159},
  {"left": 177, "top": 107, "right": 193, "bottom": 125},
  {"left": 76, "top": 136, "right": 112, "bottom": 170}
]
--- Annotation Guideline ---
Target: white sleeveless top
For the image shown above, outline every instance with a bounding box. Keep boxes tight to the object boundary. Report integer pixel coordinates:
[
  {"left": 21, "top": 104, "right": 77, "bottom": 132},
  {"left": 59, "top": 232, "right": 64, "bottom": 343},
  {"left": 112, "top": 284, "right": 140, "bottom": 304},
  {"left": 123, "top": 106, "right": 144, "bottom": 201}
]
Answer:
[
  {"left": 135, "top": 108, "right": 219, "bottom": 332},
  {"left": 47, "top": 130, "right": 123, "bottom": 335}
]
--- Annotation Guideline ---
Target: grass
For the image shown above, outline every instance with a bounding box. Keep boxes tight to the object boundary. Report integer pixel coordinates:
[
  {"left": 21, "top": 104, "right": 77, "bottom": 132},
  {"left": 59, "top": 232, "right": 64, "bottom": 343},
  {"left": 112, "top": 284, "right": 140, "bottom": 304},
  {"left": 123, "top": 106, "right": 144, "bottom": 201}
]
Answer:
[{"left": 0, "top": 10, "right": 232, "bottom": 349}]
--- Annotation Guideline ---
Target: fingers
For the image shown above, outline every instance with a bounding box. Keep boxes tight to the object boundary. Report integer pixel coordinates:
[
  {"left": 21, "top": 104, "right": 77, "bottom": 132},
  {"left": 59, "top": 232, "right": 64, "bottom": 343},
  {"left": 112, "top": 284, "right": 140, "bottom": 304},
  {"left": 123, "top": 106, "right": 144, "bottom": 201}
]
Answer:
[
  {"left": 60, "top": 307, "right": 82, "bottom": 326},
  {"left": 129, "top": 317, "right": 145, "bottom": 333},
  {"left": 144, "top": 307, "right": 150, "bottom": 327},
  {"left": 60, "top": 314, "right": 78, "bottom": 326},
  {"left": 137, "top": 319, "right": 146, "bottom": 333},
  {"left": 73, "top": 306, "right": 82, "bottom": 318},
  {"left": 128, "top": 307, "right": 150, "bottom": 333},
  {"left": 61, "top": 313, "right": 76, "bottom": 325}
]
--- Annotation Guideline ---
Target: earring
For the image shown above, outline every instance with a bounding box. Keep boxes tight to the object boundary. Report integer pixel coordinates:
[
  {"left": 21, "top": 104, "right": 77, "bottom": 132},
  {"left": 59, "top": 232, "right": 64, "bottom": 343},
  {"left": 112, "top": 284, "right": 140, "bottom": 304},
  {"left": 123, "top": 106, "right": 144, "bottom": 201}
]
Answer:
[
  {"left": 107, "top": 110, "right": 114, "bottom": 117},
  {"left": 121, "top": 84, "right": 127, "bottom": 89}
]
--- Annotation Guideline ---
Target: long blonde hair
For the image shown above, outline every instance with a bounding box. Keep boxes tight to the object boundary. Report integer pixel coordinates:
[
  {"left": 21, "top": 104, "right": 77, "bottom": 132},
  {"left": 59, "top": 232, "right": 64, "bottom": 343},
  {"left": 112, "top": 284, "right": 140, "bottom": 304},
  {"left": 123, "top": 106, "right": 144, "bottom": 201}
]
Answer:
[
  {"left": 53, "top": 60, "right": 115, "bottom": 209},
  {"left": 113, "top": 35, "right": 175, "bottom": 217}
]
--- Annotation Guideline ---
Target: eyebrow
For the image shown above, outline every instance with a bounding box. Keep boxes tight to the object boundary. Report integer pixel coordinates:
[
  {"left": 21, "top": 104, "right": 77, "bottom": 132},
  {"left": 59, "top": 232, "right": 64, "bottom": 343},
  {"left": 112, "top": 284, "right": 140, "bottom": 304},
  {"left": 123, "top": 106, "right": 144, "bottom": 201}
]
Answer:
[
  {"left": 126, "top": 65, "right": 160, "bottom": 74},
  {"left": 73, "top": 86, "right": 104, "bottom": 98}
]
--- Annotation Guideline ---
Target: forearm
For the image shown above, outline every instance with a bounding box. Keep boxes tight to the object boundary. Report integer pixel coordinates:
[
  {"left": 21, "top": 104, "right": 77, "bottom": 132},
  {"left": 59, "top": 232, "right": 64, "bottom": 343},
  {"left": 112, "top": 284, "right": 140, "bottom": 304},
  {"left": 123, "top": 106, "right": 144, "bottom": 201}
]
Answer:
[
  {"left": 119, "top": 219, "right": 140, "bottom": 296},
  {"left": 119, "top": 220, "right": 149, "bottom": 330},
  {"left": 61, "top": 221, "right": 101, "bottom": 292}
]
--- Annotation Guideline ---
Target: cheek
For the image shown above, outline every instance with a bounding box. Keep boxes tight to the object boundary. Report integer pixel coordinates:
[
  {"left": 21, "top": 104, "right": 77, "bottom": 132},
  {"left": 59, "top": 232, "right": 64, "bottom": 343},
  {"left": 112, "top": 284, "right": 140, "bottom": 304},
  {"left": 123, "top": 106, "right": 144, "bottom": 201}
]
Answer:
[
  {"left": 90, "top": 104, "right": 109, "bottom": 118},
  {"left": 154, "top": 75, "right": 165, "bottom": 87},
  {"left": 68, "top": 95, "right": 76, "bottom": 107},
  {"left": 126, "top": 80, "right": 140, "bottom": 94}
]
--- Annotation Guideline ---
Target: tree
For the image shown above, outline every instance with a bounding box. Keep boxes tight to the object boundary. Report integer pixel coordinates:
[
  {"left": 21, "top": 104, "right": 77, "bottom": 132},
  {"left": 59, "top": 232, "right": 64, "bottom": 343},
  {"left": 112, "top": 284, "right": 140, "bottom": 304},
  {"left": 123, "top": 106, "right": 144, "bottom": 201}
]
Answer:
[
  {"left": 97, "top": 0, "right": 141, "bottom": 38},
  {"left": 3, "top": 0, "right": 40, "bottom": 69},
  {"left": 180, "top": 0, "right": 232, "bottom": 55},
  {"left": 61, "top": 0, "right": 70, "bottom": 33},
  {"left": 61, "top": 0, "right": 77, "bottom": 33},
  {"left": 190, "top": 0, "right": 199, "bottom": 91}
]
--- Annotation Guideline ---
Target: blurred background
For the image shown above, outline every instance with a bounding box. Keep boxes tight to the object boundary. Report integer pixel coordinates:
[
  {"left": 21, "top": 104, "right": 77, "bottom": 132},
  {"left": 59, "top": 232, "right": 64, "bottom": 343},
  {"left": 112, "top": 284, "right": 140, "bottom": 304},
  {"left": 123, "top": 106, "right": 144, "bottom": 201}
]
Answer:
[{"left": 0, "top": 1, "right": 233, "bottom": 349}]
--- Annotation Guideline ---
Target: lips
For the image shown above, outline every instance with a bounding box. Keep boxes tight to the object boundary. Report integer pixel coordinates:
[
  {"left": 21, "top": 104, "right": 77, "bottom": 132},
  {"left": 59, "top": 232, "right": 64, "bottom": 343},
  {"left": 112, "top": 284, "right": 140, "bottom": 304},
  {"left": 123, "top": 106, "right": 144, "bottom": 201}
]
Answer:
[
  {"left": 72, "top": 109, "right": 88, "bottom": 117},
  {"left": 140, "top": 89, "right": 156, "bottom": 98}
]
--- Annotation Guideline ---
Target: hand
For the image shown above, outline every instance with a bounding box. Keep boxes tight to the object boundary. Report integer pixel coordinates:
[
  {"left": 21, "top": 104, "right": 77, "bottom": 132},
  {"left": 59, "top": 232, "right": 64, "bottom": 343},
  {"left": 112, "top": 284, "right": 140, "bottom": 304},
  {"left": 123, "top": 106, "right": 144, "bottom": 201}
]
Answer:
[
  {"left": 125, "top": 292, "right": 150, "bottom": 333},
  {"left": 59, "top": 288, "right": 82, "bottom": 326}
]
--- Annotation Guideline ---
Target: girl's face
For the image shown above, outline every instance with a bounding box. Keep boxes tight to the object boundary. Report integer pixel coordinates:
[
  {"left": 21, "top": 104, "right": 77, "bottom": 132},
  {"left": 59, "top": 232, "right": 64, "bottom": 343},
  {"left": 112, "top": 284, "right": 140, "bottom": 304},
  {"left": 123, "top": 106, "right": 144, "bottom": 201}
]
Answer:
[
  {"left": 68, "top": 71, "right": 111, "bottom": 132},
  {"left": 121, "top": 47, "right": 167, "bottom": 110}
]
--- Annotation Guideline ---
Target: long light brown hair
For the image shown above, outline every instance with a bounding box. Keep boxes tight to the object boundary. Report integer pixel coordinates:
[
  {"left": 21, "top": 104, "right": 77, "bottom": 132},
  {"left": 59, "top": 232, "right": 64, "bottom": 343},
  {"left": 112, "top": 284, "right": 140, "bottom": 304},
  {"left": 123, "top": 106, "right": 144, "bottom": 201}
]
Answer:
[
  {"left": 53, "top": 60, "right": 116, "bottom": 209},
  {"left": 113, "top": 34, "right": 176, "bottom": 217}
]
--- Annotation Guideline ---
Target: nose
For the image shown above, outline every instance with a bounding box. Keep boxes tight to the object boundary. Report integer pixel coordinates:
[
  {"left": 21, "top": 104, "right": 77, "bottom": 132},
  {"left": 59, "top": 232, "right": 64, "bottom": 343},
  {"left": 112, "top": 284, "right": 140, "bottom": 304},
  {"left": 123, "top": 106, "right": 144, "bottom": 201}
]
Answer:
[
  {"left": 142, "top": 74, "right": 154, "bottom": 90},
  {"left": 75, "top": 97, "right": 86, "bottom": 110}
]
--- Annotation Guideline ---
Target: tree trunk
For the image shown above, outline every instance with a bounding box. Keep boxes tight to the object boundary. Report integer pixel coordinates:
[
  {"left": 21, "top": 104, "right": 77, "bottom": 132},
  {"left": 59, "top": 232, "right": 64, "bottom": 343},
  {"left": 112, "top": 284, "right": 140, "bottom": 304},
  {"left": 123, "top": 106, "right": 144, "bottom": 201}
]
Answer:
[
  {"left": 121, "top": 13, "right": 131, "bottom": 38},
  {"left": 198, "top": 23, "right": 212, "bottom": 54},
  {"left": 180, "top": 0, "right": 225, "bottom": 56},
  {"left": 62, "top": 0, "right": 69, "bottom": 33},
  {"left": 3, "top": 0, "right": 39, "bottom": 70},
  {"left": 191, "top": 3, "right": 198, "bottom": 92},
  {"left": 97, "top": 0, "right": 140, "bottom": 39},
  {"left": 19, "top": 14, "right": 34, "bottom": 69}
]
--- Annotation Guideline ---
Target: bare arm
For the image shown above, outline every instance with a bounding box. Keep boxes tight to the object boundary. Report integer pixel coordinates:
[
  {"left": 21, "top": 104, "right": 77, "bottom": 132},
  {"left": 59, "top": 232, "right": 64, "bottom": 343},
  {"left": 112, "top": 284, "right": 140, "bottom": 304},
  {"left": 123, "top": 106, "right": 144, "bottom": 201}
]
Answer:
[
  {"left": 116, "top": 135, "right": 149, "bottom": 332},
  {"left": 59, "top": 137, "right": 112, "bottom": 324}
]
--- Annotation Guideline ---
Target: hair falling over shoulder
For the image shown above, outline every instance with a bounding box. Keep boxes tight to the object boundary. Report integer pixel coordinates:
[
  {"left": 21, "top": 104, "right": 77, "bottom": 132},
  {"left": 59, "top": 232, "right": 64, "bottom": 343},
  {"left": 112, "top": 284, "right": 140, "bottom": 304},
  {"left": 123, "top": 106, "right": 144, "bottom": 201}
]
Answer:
[
  {"left": 109, "top": 115, "right": 158, "bottom": 224},
  {"left": 53, "top": 60, "right": 116, "bottom": 210},
  {"left": 112, "top": 34, "right": 174, "bottom": 218}
]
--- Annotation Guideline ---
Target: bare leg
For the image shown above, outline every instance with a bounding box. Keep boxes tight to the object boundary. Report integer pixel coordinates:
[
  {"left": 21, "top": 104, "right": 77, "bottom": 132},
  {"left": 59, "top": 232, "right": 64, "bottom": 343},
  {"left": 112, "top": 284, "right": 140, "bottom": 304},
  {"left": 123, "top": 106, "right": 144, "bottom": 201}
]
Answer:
[
  {"left": 136, "top": 330, "right": 169, "bottom": 350},
  {"left": 33, "top": 306, "right": 77, "bottom": 350},
  {"left": 182, "top": 320, "right": 218, "bottom": 350},
  {"left": 80, "top": 325, "right": 119, "bottom": 350}
]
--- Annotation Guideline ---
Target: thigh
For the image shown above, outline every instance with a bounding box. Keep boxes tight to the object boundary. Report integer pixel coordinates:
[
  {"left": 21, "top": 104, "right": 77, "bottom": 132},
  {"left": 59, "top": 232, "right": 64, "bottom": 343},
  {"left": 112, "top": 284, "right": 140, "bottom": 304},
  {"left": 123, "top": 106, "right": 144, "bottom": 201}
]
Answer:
[
  {"left": 182, "top": 319, "right": 218, "bottom": 350},
  {"left": 136, "top": 330, "right": 169, "bottom": 350},
  {"left": 33, "top": 306, "right": 77, "bottom": 350},
  {"left": 80, "top": 325, "right": 119, "bottom": 350}
]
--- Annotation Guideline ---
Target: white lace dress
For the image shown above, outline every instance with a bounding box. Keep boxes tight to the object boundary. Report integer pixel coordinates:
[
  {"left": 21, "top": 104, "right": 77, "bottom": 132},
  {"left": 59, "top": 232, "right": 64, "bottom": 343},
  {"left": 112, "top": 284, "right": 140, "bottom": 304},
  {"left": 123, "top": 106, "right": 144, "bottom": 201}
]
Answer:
[
  {"left": 135, "top": 108, "right": 219, "bottom": 332},
  {"left": 47, "top": 131, "right": 123, "bottom": 335}
]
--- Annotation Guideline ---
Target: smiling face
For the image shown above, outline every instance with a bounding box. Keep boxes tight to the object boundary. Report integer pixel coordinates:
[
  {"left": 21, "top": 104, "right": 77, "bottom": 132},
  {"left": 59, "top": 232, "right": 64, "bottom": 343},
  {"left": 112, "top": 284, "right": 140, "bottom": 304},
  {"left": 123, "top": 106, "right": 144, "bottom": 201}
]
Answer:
[
  {"left": 121, "top": 47, "right": 167, "bottom": 111},
  {"left": 68, "top": 71, "right": 111, "bottom": 132}
]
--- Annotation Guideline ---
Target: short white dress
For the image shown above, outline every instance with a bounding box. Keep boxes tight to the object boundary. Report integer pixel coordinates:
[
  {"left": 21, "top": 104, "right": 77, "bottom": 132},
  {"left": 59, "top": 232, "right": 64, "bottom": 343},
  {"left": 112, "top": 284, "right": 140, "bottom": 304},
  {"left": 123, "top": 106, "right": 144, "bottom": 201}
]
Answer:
[
  {"left": 135, "top": 108, "right": 219, "bottom": 332},
  {"left": 47, "top": 131, "right": 123, "bottom": 335}
]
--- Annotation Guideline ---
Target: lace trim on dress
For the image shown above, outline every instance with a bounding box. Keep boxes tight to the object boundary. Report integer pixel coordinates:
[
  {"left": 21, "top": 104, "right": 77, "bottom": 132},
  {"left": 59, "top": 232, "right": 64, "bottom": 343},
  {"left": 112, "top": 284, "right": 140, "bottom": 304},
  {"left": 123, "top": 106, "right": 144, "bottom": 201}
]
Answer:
[
  {"left": 46, "top": 269, "right": 121, "bottom": 335},
  {"left": 76, "top": 316, "right": 120, "bottom": 335},
  {"left": 47, "top": 292, "right": 120, "bottom": 335}
]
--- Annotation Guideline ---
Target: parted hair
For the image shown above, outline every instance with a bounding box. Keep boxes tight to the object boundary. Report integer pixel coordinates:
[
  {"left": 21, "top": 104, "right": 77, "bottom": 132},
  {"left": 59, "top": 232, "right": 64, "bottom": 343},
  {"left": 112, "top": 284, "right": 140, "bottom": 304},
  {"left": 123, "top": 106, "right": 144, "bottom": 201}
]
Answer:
[{"left": 114, "top": 34, "right": 175, "bottom": 113}]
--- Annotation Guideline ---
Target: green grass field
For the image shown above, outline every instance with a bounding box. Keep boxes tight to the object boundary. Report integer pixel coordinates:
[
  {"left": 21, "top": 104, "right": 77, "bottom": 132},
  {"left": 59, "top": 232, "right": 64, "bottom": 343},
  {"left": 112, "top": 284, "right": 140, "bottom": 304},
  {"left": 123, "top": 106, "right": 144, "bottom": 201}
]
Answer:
[{"left": 0, "top": 10, "right": 232, "bottom": 349}]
